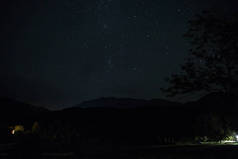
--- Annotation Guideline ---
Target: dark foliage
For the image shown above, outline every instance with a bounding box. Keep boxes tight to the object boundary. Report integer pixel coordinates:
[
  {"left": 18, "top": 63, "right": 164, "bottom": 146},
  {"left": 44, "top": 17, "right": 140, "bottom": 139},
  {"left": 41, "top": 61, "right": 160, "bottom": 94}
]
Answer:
[{"left": 161, "top": 11, "right": 238, "bottom": 97}]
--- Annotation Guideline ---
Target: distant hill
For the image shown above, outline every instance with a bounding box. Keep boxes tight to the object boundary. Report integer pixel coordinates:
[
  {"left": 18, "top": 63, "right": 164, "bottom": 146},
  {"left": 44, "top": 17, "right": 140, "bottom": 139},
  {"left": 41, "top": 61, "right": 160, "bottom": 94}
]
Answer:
[
  {"left": 1, "top": 92, "right": 236, "bottom": 126},
  {"left": 0, "top": 93, "right": 237, "bottom": 146},
  {"left": 61, "top": 93, "right": 238, "bottom": 126},
  {"left": 75, "top": 97, "right": 181, "bottom": 109},
  {"left": 183, "top": 92, "right": 237, "bottom": 113},
  {"left": 0, "top": 97, "right": 48, "bottom": 123},
  {"left": 197, "top": 92, "right": 235, "bottom": 105}
]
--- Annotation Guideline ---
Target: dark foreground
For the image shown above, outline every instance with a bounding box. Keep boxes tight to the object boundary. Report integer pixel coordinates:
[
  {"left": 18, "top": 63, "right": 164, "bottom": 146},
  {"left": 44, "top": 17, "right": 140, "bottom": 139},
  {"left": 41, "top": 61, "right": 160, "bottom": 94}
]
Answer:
[{"left": 1, "top": 144, "right": 238, "bottom": 159}]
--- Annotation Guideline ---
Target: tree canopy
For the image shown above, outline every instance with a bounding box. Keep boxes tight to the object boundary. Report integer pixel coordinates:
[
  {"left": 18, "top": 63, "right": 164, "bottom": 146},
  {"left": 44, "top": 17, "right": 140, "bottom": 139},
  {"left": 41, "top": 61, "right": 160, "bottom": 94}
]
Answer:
[{"left": 162, "top": 11, "right": 238, "bottom": 97}]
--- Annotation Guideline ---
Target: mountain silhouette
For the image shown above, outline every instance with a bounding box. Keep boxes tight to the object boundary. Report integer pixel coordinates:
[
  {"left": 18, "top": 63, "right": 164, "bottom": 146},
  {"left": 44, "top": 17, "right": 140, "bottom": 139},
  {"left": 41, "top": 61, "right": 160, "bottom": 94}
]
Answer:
[
  {"left": 75, "top": 97, "right": 181, "bottom": 109},
  {"left": 0, "top": 97, "right": 48, "bottom": 123}
]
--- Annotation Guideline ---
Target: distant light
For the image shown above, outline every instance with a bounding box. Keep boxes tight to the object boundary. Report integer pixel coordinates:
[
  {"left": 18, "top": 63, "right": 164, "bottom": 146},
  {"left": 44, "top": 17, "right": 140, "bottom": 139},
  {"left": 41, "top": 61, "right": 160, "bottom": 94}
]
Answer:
[
  {"left": 235, "top": 135, "right": 238, "bottom": 141},
  {"left": 11, "top": 130, "right": 15, "bottom": 135}
]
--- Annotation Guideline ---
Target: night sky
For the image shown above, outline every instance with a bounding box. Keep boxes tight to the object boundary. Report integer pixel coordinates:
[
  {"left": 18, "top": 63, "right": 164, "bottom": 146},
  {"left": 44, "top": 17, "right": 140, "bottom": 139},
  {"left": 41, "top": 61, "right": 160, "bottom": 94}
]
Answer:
[{"left": 0, "top": 0, "right": 237, "bottom": 109}]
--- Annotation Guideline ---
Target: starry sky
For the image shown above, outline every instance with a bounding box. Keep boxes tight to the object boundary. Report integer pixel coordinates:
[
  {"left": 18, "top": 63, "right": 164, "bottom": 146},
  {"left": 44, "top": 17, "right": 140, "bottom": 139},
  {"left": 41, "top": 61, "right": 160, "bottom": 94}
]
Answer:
[{"left": 0, "top": 0, "right": 237, "bottom": 109}]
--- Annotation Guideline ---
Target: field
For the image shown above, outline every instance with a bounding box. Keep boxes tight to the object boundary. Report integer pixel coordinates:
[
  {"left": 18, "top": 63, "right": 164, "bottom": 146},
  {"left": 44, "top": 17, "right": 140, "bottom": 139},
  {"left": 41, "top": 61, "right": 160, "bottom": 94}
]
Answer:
[{"left": 1, "top": 143, "right": 238, "bottom": 159}]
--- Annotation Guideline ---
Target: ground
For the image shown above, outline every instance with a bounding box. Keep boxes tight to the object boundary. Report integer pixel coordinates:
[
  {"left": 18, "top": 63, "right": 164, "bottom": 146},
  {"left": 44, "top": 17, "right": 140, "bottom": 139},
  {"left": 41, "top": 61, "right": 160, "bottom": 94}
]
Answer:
[{"left": 1, "top": 143, "right": 238, "bottom": 158}]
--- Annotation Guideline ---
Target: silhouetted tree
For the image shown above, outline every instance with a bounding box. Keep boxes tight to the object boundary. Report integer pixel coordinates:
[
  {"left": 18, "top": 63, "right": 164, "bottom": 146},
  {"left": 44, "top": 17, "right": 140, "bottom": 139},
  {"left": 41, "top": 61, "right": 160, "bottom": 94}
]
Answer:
[
  {"left": 32, "top": 121, "right": 40, "bottom": 134},
  {"left": 194, "top": 113, "right": 232, "bottom": 142},
  {"left": 161, "top": 11, "right": 238, "bottom": 97}
]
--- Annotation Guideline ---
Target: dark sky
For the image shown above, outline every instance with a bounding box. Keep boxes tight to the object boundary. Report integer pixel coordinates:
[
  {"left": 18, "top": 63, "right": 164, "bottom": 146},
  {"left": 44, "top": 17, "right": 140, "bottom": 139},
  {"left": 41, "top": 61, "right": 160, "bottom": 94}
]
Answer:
[{"left": 0, "top": 0, "right": 237, "bottom": 109}]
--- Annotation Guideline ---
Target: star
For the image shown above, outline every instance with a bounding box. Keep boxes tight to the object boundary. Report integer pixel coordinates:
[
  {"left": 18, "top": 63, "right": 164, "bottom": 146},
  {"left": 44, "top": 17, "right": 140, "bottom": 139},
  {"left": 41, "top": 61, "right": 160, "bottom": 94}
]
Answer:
[
  {"left": 146, "top": 34, "right": 151, "bottom": 39},
  {"left": 131, "top": 67, "right": 138, "bottom": 71},
  {"left": 103, "top": 24, "right": 108, "bottom": 29},
  {"left": 83, "top": 42, "right": 89, "bottom": 48}
]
